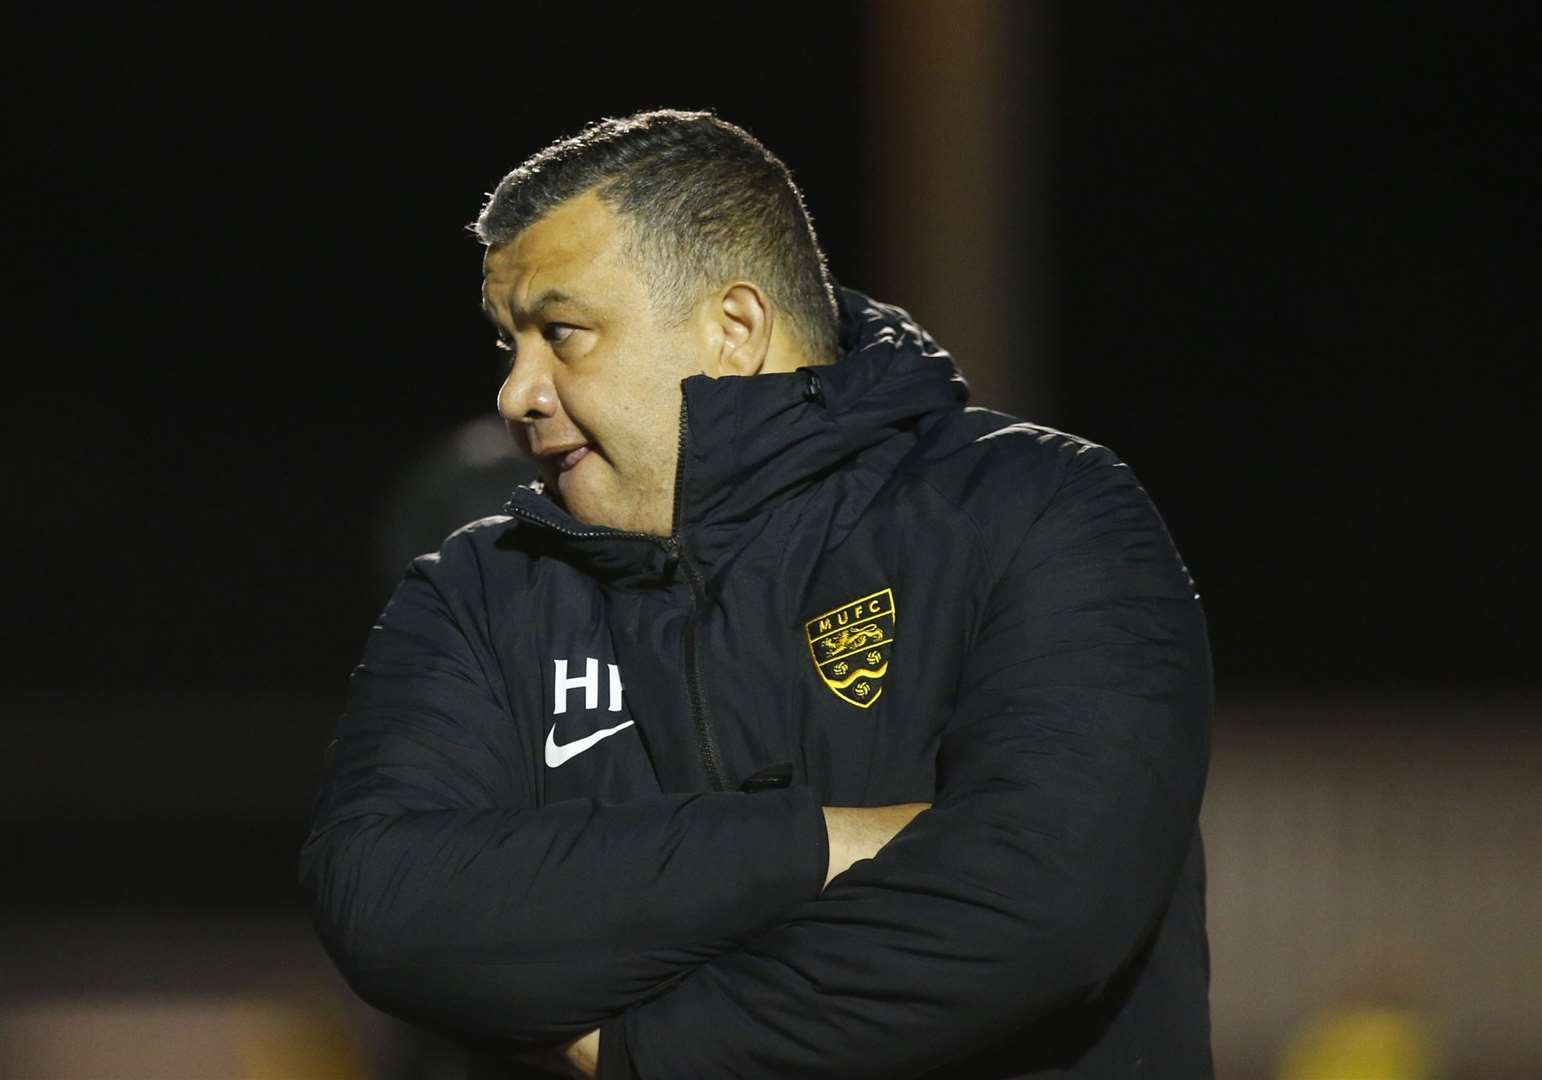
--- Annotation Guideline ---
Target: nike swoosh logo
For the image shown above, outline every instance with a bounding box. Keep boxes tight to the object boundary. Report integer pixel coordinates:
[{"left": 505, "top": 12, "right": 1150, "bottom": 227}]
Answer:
[{"left": 544, "top": 719, "right": 635, "bottom": 768}]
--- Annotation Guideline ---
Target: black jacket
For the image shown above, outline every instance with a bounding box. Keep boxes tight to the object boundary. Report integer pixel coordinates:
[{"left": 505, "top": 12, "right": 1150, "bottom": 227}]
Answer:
[{"left": 301, "top": 287, "right": 1214, "bottom": 1078}]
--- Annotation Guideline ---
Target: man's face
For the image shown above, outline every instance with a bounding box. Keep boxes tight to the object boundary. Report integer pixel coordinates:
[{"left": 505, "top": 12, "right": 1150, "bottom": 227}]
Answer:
[{"left": 482, "top": 191, "right": 706, "bottom": 537}]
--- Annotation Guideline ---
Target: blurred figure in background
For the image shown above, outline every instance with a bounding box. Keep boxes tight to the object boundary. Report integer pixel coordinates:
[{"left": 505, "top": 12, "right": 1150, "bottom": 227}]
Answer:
[{"left": 376, "top": 415, "right": 534, "bottom": 599}]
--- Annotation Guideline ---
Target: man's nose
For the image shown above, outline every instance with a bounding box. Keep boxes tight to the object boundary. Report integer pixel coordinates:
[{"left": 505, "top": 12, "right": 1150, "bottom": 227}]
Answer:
[{"left": 497, "top": 352, "right": 559, "bottom": 424}]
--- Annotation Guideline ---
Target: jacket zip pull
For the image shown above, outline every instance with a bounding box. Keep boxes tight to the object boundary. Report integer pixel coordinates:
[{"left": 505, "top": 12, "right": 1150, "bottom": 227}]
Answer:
[
  {"left": 657, "top": 535, "right": 684, "bottom": 582},
  {"left": 739, "top": 762, "right": 794, "bottom": 793}
]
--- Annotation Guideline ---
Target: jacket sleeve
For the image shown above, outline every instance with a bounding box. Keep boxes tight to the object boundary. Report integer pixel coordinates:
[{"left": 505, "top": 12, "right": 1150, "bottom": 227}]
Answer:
[
  {"left": 298, "top": 529, "right": 828, "bottom": 1049},
  {"left": 598, "top": 446, "right": 1213, "bottom": 1079}
]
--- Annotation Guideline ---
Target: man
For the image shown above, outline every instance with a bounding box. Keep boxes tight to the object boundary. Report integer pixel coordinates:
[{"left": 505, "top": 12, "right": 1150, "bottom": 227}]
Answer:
[{"left": 301, "top": 109, "right": 1213, "bottom": 1078}]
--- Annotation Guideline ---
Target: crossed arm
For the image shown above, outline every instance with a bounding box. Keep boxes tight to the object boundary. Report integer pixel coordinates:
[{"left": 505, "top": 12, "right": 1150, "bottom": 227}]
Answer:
[
  {"left": 302, "top": 448, "right": 1211, "bottom": 1078},
  {"left": 299, "top": 540, "right": 939, "bottom": 1065},
  {"left": 550, "top": 803, "right": 929, "bottom": 1077}
]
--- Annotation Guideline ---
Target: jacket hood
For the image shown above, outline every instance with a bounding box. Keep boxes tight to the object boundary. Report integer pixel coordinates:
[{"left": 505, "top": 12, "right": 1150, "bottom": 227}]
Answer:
[
  {"left": 503, "top": 285, "right": 969, "bottom": 580},
  {"left": 678, "top": 285, "right": 970, "bottom": 533}
]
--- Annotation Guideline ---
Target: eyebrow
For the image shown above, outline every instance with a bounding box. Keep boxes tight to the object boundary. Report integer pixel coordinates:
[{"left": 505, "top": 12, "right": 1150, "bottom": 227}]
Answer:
[{"left": 481, "top": 287, "right": 592, "bottom": 328}]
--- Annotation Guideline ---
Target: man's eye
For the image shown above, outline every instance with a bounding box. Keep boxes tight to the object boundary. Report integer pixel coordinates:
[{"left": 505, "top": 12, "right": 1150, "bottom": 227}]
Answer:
[{"left": 543, "top": 323, "right": 576, "bottom": 345}]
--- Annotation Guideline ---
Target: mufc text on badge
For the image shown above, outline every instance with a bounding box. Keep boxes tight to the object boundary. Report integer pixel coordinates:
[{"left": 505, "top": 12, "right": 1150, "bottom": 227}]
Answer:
[{"left": 804, "top": 588, "right": 895, "bottom": 708}]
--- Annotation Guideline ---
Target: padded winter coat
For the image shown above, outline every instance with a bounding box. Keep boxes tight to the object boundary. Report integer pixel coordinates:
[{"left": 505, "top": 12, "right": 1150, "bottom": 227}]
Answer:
[{"left": 301, "top": 286, "right": 1214, "bottom": 1078}]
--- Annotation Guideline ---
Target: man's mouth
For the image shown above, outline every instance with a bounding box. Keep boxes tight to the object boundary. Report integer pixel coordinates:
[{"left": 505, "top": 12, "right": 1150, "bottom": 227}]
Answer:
[{"left": 559, "top": 445, "right": 591, "bottom": 472}]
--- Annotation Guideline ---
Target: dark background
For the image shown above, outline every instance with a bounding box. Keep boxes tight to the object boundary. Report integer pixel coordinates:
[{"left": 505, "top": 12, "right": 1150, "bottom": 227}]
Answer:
[
  {"left": 3, "top": 4, "right": 1538, "bottom": 1077},
  {"left": 4, "top": 0, "right": 1538, "bottom": 902},
  {"left": 6, "top": 4, "right": 1537, "bottom": 701}
]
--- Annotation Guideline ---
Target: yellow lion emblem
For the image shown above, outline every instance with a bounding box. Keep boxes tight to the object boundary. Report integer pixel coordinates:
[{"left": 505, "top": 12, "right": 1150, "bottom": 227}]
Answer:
[{"left": 803, "top": 588, "right": 895, "bottom": 708}]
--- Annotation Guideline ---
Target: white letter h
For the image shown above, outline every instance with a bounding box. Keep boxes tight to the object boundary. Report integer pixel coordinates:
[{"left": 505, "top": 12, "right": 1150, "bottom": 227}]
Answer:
[{"left": 553, "top": 658, "right": 624, "bottom": 714}]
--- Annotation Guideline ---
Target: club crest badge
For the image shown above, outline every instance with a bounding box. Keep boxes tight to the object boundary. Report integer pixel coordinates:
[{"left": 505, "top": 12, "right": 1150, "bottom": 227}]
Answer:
[{"left": 804, "top": 588, "right": 895, "bottom": 708}]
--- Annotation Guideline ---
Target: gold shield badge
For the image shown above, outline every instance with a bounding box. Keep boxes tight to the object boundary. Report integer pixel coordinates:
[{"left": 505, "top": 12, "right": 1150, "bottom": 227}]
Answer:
[{"left": 804, "top": 588, "right": 895, "bottom": 708}]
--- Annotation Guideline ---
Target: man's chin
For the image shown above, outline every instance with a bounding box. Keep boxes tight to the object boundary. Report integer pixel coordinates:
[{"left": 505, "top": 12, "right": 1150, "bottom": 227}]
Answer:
[
  {"left": 557, "top": 482, "right": 620, "bottom": 533},
  {"left": 565, "top": 492, "right": 670, "bottom": 538},
  {"left": 548, "top": 463, "right": 671, "bottom": 536},
  {"left": 555, "top": 468, "right": 598, "bottom": 521}
]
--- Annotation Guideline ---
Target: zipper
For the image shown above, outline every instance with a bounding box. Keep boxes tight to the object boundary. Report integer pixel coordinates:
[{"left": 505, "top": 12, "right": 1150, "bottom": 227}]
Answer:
[
  {"left": 669, "top": 396, "right": 731, "bottom": 792},
  {"left": 504, "top": 395, "right": 731, "bottom": 793},
  {"left": 502, "top": 498, "right": 665, "bottom": 547},
  {"left": 677, "top": 554, "right": 726, "bottom": 790}
]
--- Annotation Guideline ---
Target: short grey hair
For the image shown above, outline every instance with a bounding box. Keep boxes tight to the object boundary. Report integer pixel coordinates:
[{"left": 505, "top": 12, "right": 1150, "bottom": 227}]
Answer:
[{"left": 475, "top": 109, "right": 840, "bottom": 361}]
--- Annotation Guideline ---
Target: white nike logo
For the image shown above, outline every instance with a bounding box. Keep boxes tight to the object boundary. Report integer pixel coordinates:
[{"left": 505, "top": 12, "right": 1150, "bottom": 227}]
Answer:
[{"left": 544, "top": 719, "right": 635, "bottom": 768}]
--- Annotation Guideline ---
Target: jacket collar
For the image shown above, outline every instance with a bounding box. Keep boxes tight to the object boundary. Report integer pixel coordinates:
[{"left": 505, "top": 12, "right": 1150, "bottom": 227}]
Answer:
[{"left": 502, "top": 285, "right": 969, "bottom": 583}]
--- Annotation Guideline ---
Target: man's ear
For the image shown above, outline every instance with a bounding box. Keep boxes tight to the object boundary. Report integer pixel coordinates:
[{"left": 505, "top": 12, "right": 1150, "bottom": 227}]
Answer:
[{"left": 706, "top": 282, "right": 773, "bottom": 377}]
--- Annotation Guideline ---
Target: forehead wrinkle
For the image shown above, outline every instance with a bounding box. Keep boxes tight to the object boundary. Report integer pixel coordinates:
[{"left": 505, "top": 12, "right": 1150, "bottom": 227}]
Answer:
[
  {"left": 481, "top": 193, "right": 628, "bottom": 328},
  {"left": 481, "top": 254, "right": 538, "bottom": 330},
  {"left": 481, "top": 281, "right": 515, "bottom": 332},
  {"left": 524, "top": 287, "right": 574, "bottom": 314}
]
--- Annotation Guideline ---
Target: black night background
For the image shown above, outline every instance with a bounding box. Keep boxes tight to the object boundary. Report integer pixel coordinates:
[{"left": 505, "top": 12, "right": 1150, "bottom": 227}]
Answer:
[{"left": 4, "top": 4, "right": 1537, "bottom": 1077}]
